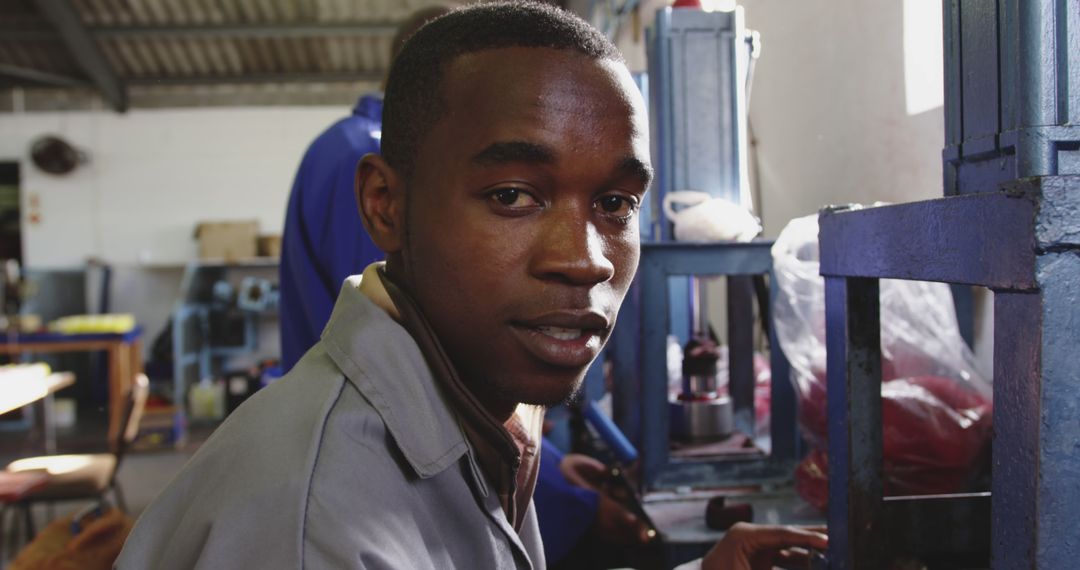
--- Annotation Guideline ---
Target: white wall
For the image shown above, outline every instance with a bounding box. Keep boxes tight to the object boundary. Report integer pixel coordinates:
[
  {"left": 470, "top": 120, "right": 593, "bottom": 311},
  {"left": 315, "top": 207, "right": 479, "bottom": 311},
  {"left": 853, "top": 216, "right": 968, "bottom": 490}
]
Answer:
[
  {"left": 1, "top": 106, "right": 349, "bottom": 356},
  {"left": 728, "top": 0, "right": 991, "bottom": 367},
  {"left": 598, "top": 0, "right": 998, "bottom": 370},
  {"left": 742, "top": 0, "right": 945, "bottom": 236},
  {"left": 0, "top": 106, "right": 347, "bottom": 268},
  {"left": 606, "top": 0, "right": 946, "bottom": 235}
]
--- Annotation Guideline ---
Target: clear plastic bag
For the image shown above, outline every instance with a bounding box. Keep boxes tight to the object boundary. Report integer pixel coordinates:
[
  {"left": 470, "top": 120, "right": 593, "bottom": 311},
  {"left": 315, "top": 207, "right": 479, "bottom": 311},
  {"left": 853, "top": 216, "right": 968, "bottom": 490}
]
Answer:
[{"left": 771, "top": 213, "right": 992, "bottom": 509}]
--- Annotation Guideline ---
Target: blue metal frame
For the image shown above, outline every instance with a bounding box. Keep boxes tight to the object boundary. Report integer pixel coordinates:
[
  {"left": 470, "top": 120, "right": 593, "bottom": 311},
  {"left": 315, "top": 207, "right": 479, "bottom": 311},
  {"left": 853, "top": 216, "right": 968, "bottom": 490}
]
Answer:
[
  {"left": 817, "top": 195, "right": 1037, "bottom": 289},
  {"left": 821, "top": 1, "right": 1079, "bottom": 565},
  {"left": 942, "top": 0, "right": 1080, "bottom": 196},
  {"left": 820, "top": 177, "right": 1080, "bottom": 568},
  {"left": 622, "top": 241, "right": 803, "bottom": 489},
  {"left": 170, "top": 260, "right": 276, "bottom": 443}
]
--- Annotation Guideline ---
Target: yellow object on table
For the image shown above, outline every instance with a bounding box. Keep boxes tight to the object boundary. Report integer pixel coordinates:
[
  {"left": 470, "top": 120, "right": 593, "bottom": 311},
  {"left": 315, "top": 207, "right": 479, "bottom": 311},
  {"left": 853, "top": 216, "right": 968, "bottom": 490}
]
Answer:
[{"left": 48, "top": 314, "right": 136, "bottom": 335}]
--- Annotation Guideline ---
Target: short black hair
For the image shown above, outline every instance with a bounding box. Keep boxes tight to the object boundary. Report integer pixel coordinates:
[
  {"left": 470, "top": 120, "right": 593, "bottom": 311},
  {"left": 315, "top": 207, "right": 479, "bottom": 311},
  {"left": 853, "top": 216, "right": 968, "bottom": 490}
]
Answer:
[
  {"left": 381, "top": 1, "right": 623, "bottom": 178},
  {"left": 389, "top": 6, "right": 452, "bottom": 64}
]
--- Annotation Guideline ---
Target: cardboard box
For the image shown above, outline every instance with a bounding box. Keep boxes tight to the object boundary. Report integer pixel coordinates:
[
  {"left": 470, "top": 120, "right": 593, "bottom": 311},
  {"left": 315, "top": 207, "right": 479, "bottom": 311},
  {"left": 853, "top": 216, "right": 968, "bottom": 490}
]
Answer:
[
  {"left": 194, "top": 220, "right": 258, "bottom": 260},
  {"left": 257, "top": 234, "right": 282, "bottom": 258}
]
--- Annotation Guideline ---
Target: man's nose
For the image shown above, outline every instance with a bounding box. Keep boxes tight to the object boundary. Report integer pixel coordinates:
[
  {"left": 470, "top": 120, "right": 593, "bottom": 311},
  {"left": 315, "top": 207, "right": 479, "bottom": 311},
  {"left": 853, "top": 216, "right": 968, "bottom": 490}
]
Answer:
[{"left": 531, "top": 208, "right": 615, "bottom": 286}]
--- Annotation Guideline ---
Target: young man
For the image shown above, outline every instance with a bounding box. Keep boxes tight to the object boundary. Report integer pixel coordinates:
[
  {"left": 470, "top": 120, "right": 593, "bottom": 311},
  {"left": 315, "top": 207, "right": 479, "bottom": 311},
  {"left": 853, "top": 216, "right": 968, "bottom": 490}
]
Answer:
[
  {"left": 117, "top": 4, "right": 824, "bottom": 568},
  {"left": 277, "top": 4, "right": 646, "bottom": 562}
]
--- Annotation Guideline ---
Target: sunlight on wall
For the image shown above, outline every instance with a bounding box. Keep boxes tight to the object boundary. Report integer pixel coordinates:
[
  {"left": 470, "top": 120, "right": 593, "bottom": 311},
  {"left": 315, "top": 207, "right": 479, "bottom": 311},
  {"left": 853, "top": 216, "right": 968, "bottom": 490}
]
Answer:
[
  {"left": 903, "top": 0, "right": 945, "bottom": 115},
  {"left": 702, "top": 0, "right": 737, "bottom": 12}
]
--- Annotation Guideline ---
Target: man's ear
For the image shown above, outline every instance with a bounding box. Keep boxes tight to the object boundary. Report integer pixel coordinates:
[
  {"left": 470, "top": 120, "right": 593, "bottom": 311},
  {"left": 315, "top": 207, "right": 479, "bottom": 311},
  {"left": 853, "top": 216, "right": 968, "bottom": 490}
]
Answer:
[{"left": 356, "top": 153, "right": 405, "bottom": 254}]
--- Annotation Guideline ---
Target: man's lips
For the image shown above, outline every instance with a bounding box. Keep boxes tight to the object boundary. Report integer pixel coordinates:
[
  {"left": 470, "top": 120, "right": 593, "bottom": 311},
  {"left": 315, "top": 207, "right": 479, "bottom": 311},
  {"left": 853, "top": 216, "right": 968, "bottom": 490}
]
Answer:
[
  {"left": 515, "top": 311, "right": 610, "bottom": 333},
  {"left": 510, "top": 311, "right": 610, "bottom": 368}
]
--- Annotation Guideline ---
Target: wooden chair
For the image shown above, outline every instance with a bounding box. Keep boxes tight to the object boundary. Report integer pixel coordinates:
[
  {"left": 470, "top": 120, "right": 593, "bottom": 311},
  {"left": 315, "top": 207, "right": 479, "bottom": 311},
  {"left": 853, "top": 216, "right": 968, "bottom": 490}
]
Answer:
[{"left": 2, "top": 373, "right": 149, "bottom": 539}]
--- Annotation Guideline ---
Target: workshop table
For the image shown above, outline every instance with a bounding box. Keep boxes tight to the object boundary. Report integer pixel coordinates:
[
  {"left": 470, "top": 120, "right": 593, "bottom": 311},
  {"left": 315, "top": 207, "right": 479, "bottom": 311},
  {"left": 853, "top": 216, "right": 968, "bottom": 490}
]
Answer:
[
  {"left": 1, "top": 328, "right": 143, "bottom": 443},
  {"left": 0, "top": 372, "right": 76, "bottom": 417},
  {"left": 644, "top": 486, "right": 825, "bottom": 567},
  {"left": 0, "top": 371, "right": 76, "bottom": 454}
]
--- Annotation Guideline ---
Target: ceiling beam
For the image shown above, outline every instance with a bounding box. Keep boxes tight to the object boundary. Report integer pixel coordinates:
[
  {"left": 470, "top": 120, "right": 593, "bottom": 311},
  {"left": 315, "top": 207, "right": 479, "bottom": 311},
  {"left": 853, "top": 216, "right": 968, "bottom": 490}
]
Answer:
[
  {"left": 0, "top": 28, "right": 56, "bottom": 41},
  {"left": 91, "top": 23, "right": 398, "bottom": 39},
  {"left": 125, "top": 71, "right": 385, "bottom": 86},
  {"left": 0, "top": 22, "right": 400, "bottom": 41},
  {"left": 35, "top": 0, "right": 128, "bottom": 111},
  {"left": 0, "top": 63, "right": 89, "bottom": 88}
]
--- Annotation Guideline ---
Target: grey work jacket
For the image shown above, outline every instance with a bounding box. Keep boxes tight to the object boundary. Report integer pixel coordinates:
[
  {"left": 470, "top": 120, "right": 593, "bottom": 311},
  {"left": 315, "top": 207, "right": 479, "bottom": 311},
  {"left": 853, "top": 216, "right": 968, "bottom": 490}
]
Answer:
[{"left": 116, "top": 277, "right": 545, "bottom": 569}]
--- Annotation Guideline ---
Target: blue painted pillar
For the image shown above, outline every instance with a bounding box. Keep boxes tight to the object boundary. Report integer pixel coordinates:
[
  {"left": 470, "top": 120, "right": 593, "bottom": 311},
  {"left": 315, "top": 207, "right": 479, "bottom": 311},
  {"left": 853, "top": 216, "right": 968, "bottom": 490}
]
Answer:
[
  {"left": 726, "top": 275, "right": 756, "bottom": 434},
  {"left": 993, "top": 177, "right": 1080, "bottom": 568},
  {"left": 824, "top": 276, "right": 883, "bottom": 570},
  {"left": 991, "top": 290, "right": 1040, "bottom": 567},
  {"left": 993, "top": 248, "right": 1080, "bottom": 567},
  {"left": 1031, "top": 253, "right": 1080, "bottom": 565}
]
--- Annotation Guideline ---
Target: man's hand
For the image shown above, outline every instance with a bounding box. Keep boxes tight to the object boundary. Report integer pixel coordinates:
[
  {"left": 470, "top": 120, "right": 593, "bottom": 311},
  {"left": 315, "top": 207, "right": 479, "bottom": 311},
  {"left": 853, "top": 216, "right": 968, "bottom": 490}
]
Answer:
[
  {"left": 558, "top": 454, "right": 653, "bottom": 545},
  {"left": 593, "top": 494, "right": 654, "bottom": 545},
  {"left": 701, "top": 523, "right": 828, "bottom": 570},
  {"left": 558, "top": 453, "right": 608, "bottom": 490}
]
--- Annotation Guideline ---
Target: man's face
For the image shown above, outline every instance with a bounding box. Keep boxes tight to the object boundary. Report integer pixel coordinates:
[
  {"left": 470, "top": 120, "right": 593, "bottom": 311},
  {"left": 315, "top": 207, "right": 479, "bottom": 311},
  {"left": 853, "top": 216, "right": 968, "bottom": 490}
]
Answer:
[{"left": 400, "top": 47, "right": 651, "bottom": 418}]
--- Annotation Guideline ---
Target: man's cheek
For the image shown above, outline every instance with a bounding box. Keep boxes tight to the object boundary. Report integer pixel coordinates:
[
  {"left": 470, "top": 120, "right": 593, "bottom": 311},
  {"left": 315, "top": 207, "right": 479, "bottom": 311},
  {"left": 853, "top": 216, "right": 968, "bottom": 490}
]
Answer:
[{"left": 610, "top": 240, "right": 639, "bottom": 278}]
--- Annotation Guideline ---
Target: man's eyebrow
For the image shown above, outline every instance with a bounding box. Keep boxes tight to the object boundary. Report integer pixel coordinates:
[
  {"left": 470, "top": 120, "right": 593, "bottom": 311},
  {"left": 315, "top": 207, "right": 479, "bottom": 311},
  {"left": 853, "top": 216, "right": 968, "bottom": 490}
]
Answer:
[
  {"left": 471, "top": 141, "right": 653, "bottom": 186},
  {"left": 618, "top": 156, "right": 654, "bottom": 186},
  {"left": 471, "top": 141, "right": 556, "bottom": 166}
]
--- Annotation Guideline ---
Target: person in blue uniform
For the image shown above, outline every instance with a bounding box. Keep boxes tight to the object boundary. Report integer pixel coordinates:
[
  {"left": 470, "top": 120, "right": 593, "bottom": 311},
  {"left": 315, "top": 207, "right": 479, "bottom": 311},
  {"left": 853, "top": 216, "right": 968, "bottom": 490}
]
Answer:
[
  {"left": 279, "top": 92, "right": 385, "bottom": 370},
  {"left": 277, "top": 6, "right": 646, "bottom": 565},
  {"left": 280, "top": 7, "right": 448, "bottom": 373}
]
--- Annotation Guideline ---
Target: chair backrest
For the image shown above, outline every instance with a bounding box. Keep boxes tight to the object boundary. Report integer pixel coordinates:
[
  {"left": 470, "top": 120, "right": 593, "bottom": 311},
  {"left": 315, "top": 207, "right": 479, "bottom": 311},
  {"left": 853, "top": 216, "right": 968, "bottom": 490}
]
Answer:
[{"left": 112, "top": 373, "right": 149, "bottom": 463}]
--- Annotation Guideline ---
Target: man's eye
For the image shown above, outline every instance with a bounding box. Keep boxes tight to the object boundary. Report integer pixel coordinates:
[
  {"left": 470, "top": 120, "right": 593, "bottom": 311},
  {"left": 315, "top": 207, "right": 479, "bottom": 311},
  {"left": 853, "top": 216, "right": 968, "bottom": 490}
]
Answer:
[
  {"left": 490, "top": 188, "right": 539, "bottom": 208},
  {"left": 596, "top": 195, "right": 637, "bottom": 218}
]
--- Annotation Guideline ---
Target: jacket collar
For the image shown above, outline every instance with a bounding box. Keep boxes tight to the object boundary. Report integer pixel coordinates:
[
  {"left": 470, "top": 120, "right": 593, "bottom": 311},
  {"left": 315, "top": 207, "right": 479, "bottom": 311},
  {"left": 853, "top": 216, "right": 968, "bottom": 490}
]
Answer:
[
  {"left": 322, "top": 265, "right": 540, "bottom": 566},
  {"left": 320, "top": 268, "right": 468, "bottom": 479},
  {"left": 378, "top": 267, "right": 544, "bottom": 531}
]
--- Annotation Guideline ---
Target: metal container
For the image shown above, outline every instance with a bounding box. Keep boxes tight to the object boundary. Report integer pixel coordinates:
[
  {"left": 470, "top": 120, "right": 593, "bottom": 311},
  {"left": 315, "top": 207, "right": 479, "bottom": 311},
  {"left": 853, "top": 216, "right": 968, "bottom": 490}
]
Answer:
[{"left": 670, "top": 394, "right": 734, "bottom": 441}]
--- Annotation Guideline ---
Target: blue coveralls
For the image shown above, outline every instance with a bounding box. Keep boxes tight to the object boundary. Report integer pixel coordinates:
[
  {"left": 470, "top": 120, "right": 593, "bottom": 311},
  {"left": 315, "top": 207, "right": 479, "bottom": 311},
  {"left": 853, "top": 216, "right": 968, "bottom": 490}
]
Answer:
[{"left": 280, "top": 95, "right": 386, "bottom": 371}]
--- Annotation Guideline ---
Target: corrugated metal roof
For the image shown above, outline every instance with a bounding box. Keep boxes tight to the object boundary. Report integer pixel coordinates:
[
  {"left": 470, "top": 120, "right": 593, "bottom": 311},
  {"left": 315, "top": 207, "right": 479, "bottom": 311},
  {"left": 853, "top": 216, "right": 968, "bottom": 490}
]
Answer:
[
  {"left": 69, "top": 0, "right": 433, "bottom": 25},
  {"left": 0, "top": 38, "right": 80, "bottom": 77},
  {"left": 0, "top": 0, "right": 454, "bottom": 109},
  {"left": 0, "top": 0, "right": 47, "bottom": 28},
  {"left": 93, "top": 34, "right": 390, "bottom": 84}
]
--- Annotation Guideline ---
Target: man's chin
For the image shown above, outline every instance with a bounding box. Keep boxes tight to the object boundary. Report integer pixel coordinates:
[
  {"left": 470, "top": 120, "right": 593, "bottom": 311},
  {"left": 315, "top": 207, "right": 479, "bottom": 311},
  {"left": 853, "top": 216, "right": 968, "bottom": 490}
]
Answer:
[
  {"left": 466, "top": 365, "right": 589, "bottom": 414},
  {"left": 514, "top": 375, "right": 586, "bottom": 409}
]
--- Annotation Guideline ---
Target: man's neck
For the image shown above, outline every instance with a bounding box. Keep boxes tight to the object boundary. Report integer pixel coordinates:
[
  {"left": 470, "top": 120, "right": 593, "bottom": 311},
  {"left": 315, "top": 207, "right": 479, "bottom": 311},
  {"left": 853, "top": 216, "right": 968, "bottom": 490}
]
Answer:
[
  {"left": 477, "top": 395, "right": 519, "bottom": 425},
  {"left": 366, "top": 263, "right": 544, "bottom": 529},
  {"left": 380, "top": 261, "right": 520, "bottom": 422}
]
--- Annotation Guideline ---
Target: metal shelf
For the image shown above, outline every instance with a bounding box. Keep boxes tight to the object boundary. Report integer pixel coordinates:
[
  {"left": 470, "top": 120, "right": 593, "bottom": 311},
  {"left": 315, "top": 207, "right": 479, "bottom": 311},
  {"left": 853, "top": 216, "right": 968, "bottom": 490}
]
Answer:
[{"left": 170, "top": 260, "right": 278, "bottom": 445}]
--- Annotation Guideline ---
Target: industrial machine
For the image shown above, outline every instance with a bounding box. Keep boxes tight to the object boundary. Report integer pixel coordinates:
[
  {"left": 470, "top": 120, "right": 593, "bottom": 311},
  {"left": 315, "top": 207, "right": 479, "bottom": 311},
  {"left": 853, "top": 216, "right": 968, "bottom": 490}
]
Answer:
[
  {"left": 171, "top": 259, "right": 279, "bottom": 443},
  {"left": 818, "top": 1, "right": 1080, "bottom": 568},
  {"left": 606, "top": 2, "right": 803, "bottom": 494}
]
